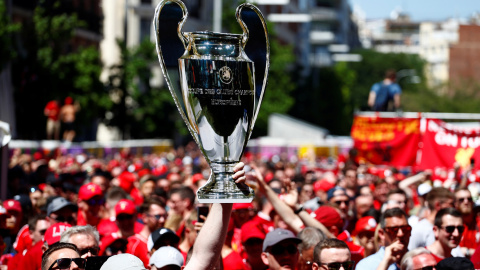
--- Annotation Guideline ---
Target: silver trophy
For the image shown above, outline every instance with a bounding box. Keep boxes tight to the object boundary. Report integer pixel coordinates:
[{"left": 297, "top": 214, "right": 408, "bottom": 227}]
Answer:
[{"left": 154, "top": 0, "right": 269, "bottom": 203}]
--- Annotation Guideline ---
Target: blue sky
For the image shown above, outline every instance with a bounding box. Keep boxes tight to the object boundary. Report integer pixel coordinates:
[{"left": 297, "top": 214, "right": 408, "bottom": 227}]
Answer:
[{"left": 349, "top": 0, "right": 480, "bottom": 21}]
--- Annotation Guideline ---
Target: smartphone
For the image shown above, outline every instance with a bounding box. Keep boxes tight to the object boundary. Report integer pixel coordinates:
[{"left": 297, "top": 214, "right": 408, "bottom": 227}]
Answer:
[{"left": 197, "top": 205, "right": 209, "bottom": 222}]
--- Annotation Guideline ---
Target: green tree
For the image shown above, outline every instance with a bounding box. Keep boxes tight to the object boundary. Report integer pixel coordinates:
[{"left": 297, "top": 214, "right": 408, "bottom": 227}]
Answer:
[
  {"left": 0, "top": 0, "right": 20, "bottom": 68},
  {"left": 12, "top": 1, "right": 107, "bottom": 140},
  {"left": 105, "top": 39, "right": 177, "bottom": 139}
]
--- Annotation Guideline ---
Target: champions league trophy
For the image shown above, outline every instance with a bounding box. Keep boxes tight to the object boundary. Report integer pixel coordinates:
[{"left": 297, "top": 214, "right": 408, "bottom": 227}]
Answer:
[{"left": 154, "top": 0, "right": 269, "bottom": 202}]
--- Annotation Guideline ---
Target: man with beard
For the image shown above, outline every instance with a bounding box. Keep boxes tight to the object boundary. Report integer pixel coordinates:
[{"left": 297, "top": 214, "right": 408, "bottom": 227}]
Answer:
[
  {"left": 454, "top": 187, "right": 478, "bottom": 258},
  {"left": 426, "top": 208, "right": 464, "bottom": 263},
  {"left": 356, "top": 208, "right": 411, "bottom": 270}
]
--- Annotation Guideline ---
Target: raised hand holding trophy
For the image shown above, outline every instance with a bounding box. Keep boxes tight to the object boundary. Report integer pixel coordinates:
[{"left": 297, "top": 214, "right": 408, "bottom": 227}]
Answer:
[{"left": 154, "top": 0, "right": 269, "bottom": 203}]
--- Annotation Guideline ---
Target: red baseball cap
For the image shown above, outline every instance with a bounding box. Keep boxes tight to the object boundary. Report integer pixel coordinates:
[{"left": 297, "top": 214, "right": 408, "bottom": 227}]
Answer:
[
  {"left": 44, "top": 223, "right": 72, "bottom": 245},
  {"left": 192, "top": 173, "right": 204, "bottom": 184},
  {"left": 3, "top": 199, "right": 22, "bottom": 214},
  {"left": 118, "top": 171, "right": 136, "bottom": 192},
  {"left": 137, "top": 169, "right": 151, "bottom": 179},
  {"left": 241, "top": 221, "right": 266, "bottom": 243},
  {"left": 313, "top": 179, "right": 336, "bottom": 193},
  {"left": 115, "top": 199, "right": 136, "bottom": 216},
  {"left": 99, "top": 233, "right": 128, "bottom": 256},
  {"left": 353, "top": 216, "right": 378, "bottom": 236},
  {"left": 312, "top": 206, "right": 344, "bottom": 231},
  {"left": 78, "top": 183, "right": 103, "bottom": 201},
  {"left": 232, "top": 203, "right": 254, "bottom": 211}
]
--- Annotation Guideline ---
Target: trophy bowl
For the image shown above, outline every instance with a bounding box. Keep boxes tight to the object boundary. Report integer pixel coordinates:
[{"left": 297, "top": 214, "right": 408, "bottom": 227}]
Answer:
[{"left": 154, "top": 0, "right": 269, "bottom": 203}]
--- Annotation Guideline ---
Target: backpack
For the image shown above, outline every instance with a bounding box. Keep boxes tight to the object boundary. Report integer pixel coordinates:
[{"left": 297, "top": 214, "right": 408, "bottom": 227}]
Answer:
[{"left": 373, "top": 84, "right": 390, "bottom": 111}]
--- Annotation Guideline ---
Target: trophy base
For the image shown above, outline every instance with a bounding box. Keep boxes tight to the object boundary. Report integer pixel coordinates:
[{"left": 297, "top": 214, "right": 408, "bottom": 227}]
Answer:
[{"left": 197, "top": 164, "right": 255, "bottom": 203}]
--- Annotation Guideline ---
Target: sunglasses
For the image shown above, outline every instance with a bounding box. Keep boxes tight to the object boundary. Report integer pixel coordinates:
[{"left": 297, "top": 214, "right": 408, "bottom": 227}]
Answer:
[
  {"left": 53, "top": 215, "right": 75, "bottom": 224},
  {"left": 319, "top": 261, "right": 355, "bottom": 270},
  {"left": 384, "top": 225, "right": 412, "bottom": 236},
  {"left": 457, "top": 197, "right": 473, "bottom": 203},
  {"left": 148, "top": 214, "right": 168, "bottom": 220},
  {"left": 333, "top": 200, "right": 349, "bottom": 205},
  {"left": 117, "top": 214, "right": 134, "bottom": 221},
  {"left": 48, "top": 258, "right": 86, "bottom": 270},
  {"left": 441, "top": 225, "right": 465, "bottom": 234},
  {"left": 270, "top": 244, "right": 298, "bottom": 256},
  {"left": 86, "top": 198, "right": 105, "bottom": 206},
  {"left": 414, "top": 265, "right": 436, "bottom": 270},
  {"left": 79, "top": 247, "right": 99, "bottom": 256},
  {"left": 106, "top": 243, "right": 127, "bottom": 254}
]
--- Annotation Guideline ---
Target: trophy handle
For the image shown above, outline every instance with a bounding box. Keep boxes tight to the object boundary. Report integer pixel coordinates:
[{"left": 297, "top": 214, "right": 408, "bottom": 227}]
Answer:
[
  {"left": 153, "top": 0, "right": 200, "bottom": 143},
  {"left": 236, "top": 4, "right": 270, "bottom": 139}
]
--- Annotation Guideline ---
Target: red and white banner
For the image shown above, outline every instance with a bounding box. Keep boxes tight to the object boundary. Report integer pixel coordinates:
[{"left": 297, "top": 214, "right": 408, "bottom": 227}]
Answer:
[
  {"left": 351, "top": 116, "right": 421, "bottom": 167},
  {"left": 418, "top": 119, "right": 480, "bottom": 170}
]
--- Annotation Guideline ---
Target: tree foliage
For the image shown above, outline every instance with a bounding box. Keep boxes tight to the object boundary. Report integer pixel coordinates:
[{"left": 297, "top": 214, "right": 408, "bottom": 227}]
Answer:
[
  {"left": 104, "top": 39, "right": 177, "bottom": 139},
  {"left": 11, "top": 1, "right": 106, "bottom": 140},
  {"left": 0, "top": 0, "right": 20, "bottom": 68}
]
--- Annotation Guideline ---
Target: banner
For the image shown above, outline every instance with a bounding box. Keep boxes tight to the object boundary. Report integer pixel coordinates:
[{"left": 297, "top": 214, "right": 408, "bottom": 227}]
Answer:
[
  {"left": 419, "top": 119, "right": 480, "bottom": 170},
  {"left": 351, "top": 116, "right": 421, "bottom": 166}
]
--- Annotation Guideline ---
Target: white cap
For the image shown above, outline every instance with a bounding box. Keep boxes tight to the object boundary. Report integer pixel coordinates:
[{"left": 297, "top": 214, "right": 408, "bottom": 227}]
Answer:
[
  {"left": 149, "top": 246, "right": 184, "bottom": 268},
  {"left": 417, "top": 183, "right": 432, "bottom": 196},
  {"left": 100, "top": 254, "right": 146, "bottom": 270}
]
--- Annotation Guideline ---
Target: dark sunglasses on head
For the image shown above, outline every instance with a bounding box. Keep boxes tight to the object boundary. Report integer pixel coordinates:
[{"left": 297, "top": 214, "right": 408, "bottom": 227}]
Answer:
[
  {"left": 414, "top": 265, "right": 436, "bottom": 270},
  {"left": 79, "top": 247, "right": 99, "bottom": 256},
  {"left": 48, "top": 258, "right": 86, "bottom": 270},
  {"left": 384, "top": 225, "right": 412, "bottom": 235},
  {"left": 441, "top": 225, "right": 465, "bottom": 234},
  {"left": 148, "top": 214, "right": 168, "bottom": 220},
  {"left": 333, "top": 200, "right": 349, "bottom": 205},
  {"left": 270, "top": 244, "right": 298, "bottom": 256},
  {"left": 117, "top": 214, "right": 134, "bottom": 221},
  {"left": 39, "top": 229, "right": 47, "bottom": 235},
  {"left": 457, "top": 197, "right": 473, "bottom": 203},
  {"left": 86, "top": 198, "right": 105, "bottom": 206},
  {"left": 320, "top": 261, "right": 355, "bottom": 270}
]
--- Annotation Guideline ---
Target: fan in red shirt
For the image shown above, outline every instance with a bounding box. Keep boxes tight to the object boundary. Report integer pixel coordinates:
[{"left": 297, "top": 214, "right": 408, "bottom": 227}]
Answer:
[
  {"left": 454, "top": 187, "right": 479, "bottom": 257},
  {"left": 312, "top": 205, "right": 364, "bottom": 264},
  {"left": 44, "top": 100, "right": 60, "bottom": 140},
  {"left": 8, "top": 215, "right": 49, "bottom": 270},
  {"left": 239, "top": 221, "right": 268, "bottom": 270},
  {"left": 114, "top": 199, "right": 143, "bottom": 239},
  {"left": 20, "top": 222, "right": 72, "bottom": 270},
  {"left": 77, "top": 183, "right": 104, "bottom": 227},
  {"left": 126, "top": 198, "right": 167, "bottom": 267}
]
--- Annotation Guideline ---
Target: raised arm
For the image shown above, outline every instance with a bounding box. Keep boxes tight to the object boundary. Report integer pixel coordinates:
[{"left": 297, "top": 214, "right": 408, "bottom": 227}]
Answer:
[
  {"left": 184, "top": 163, "right": 244, "bottom": 270},
  {"left": 185, "top": 203, "right": 232, "bottom": 270}
]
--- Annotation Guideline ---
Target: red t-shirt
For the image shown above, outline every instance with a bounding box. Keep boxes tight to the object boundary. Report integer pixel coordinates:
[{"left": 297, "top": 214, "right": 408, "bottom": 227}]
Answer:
[
  {"left": 20, "top": 241, "right": 43, "bottom": 270},
  {"left": 459, "top": 220, "right": 479, "bottom": 250},
  {"left": 45, "top": 101, "right": 60, "bottom": 121},
  {"left": 338, "top": 230, "right": 364, "bottom": 263},
  {"left": 14, "top": 225, "right": 32, "bottom": 253},
  {"left": 429, "top": 252, "right": 444, "bottom": 263},
  {"left": 97, "top": 218, "right": 119, "bottom": 240},
  {"left": 470, "top": 244, "right": 480, "bottom": 269},
  {"left": 223, "top": 250, "right": 246, "bottom": 270},
  {"left": 7, "top": 251, "right": 23, "bottom": 270},
  {"left": 126, "top": 234, "right": 150, "bottom": 268}
]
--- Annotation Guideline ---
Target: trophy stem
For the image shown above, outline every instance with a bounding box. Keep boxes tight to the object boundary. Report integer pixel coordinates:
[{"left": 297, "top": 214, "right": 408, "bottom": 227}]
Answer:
[{"left": 196, "top": 162, "right": 255, "bottom": 203}]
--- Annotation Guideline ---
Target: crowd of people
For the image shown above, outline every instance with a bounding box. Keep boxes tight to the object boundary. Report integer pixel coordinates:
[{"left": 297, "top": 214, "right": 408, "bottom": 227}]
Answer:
[{"left": 2, "top": 142, "right": 480, "bottom": 270}]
